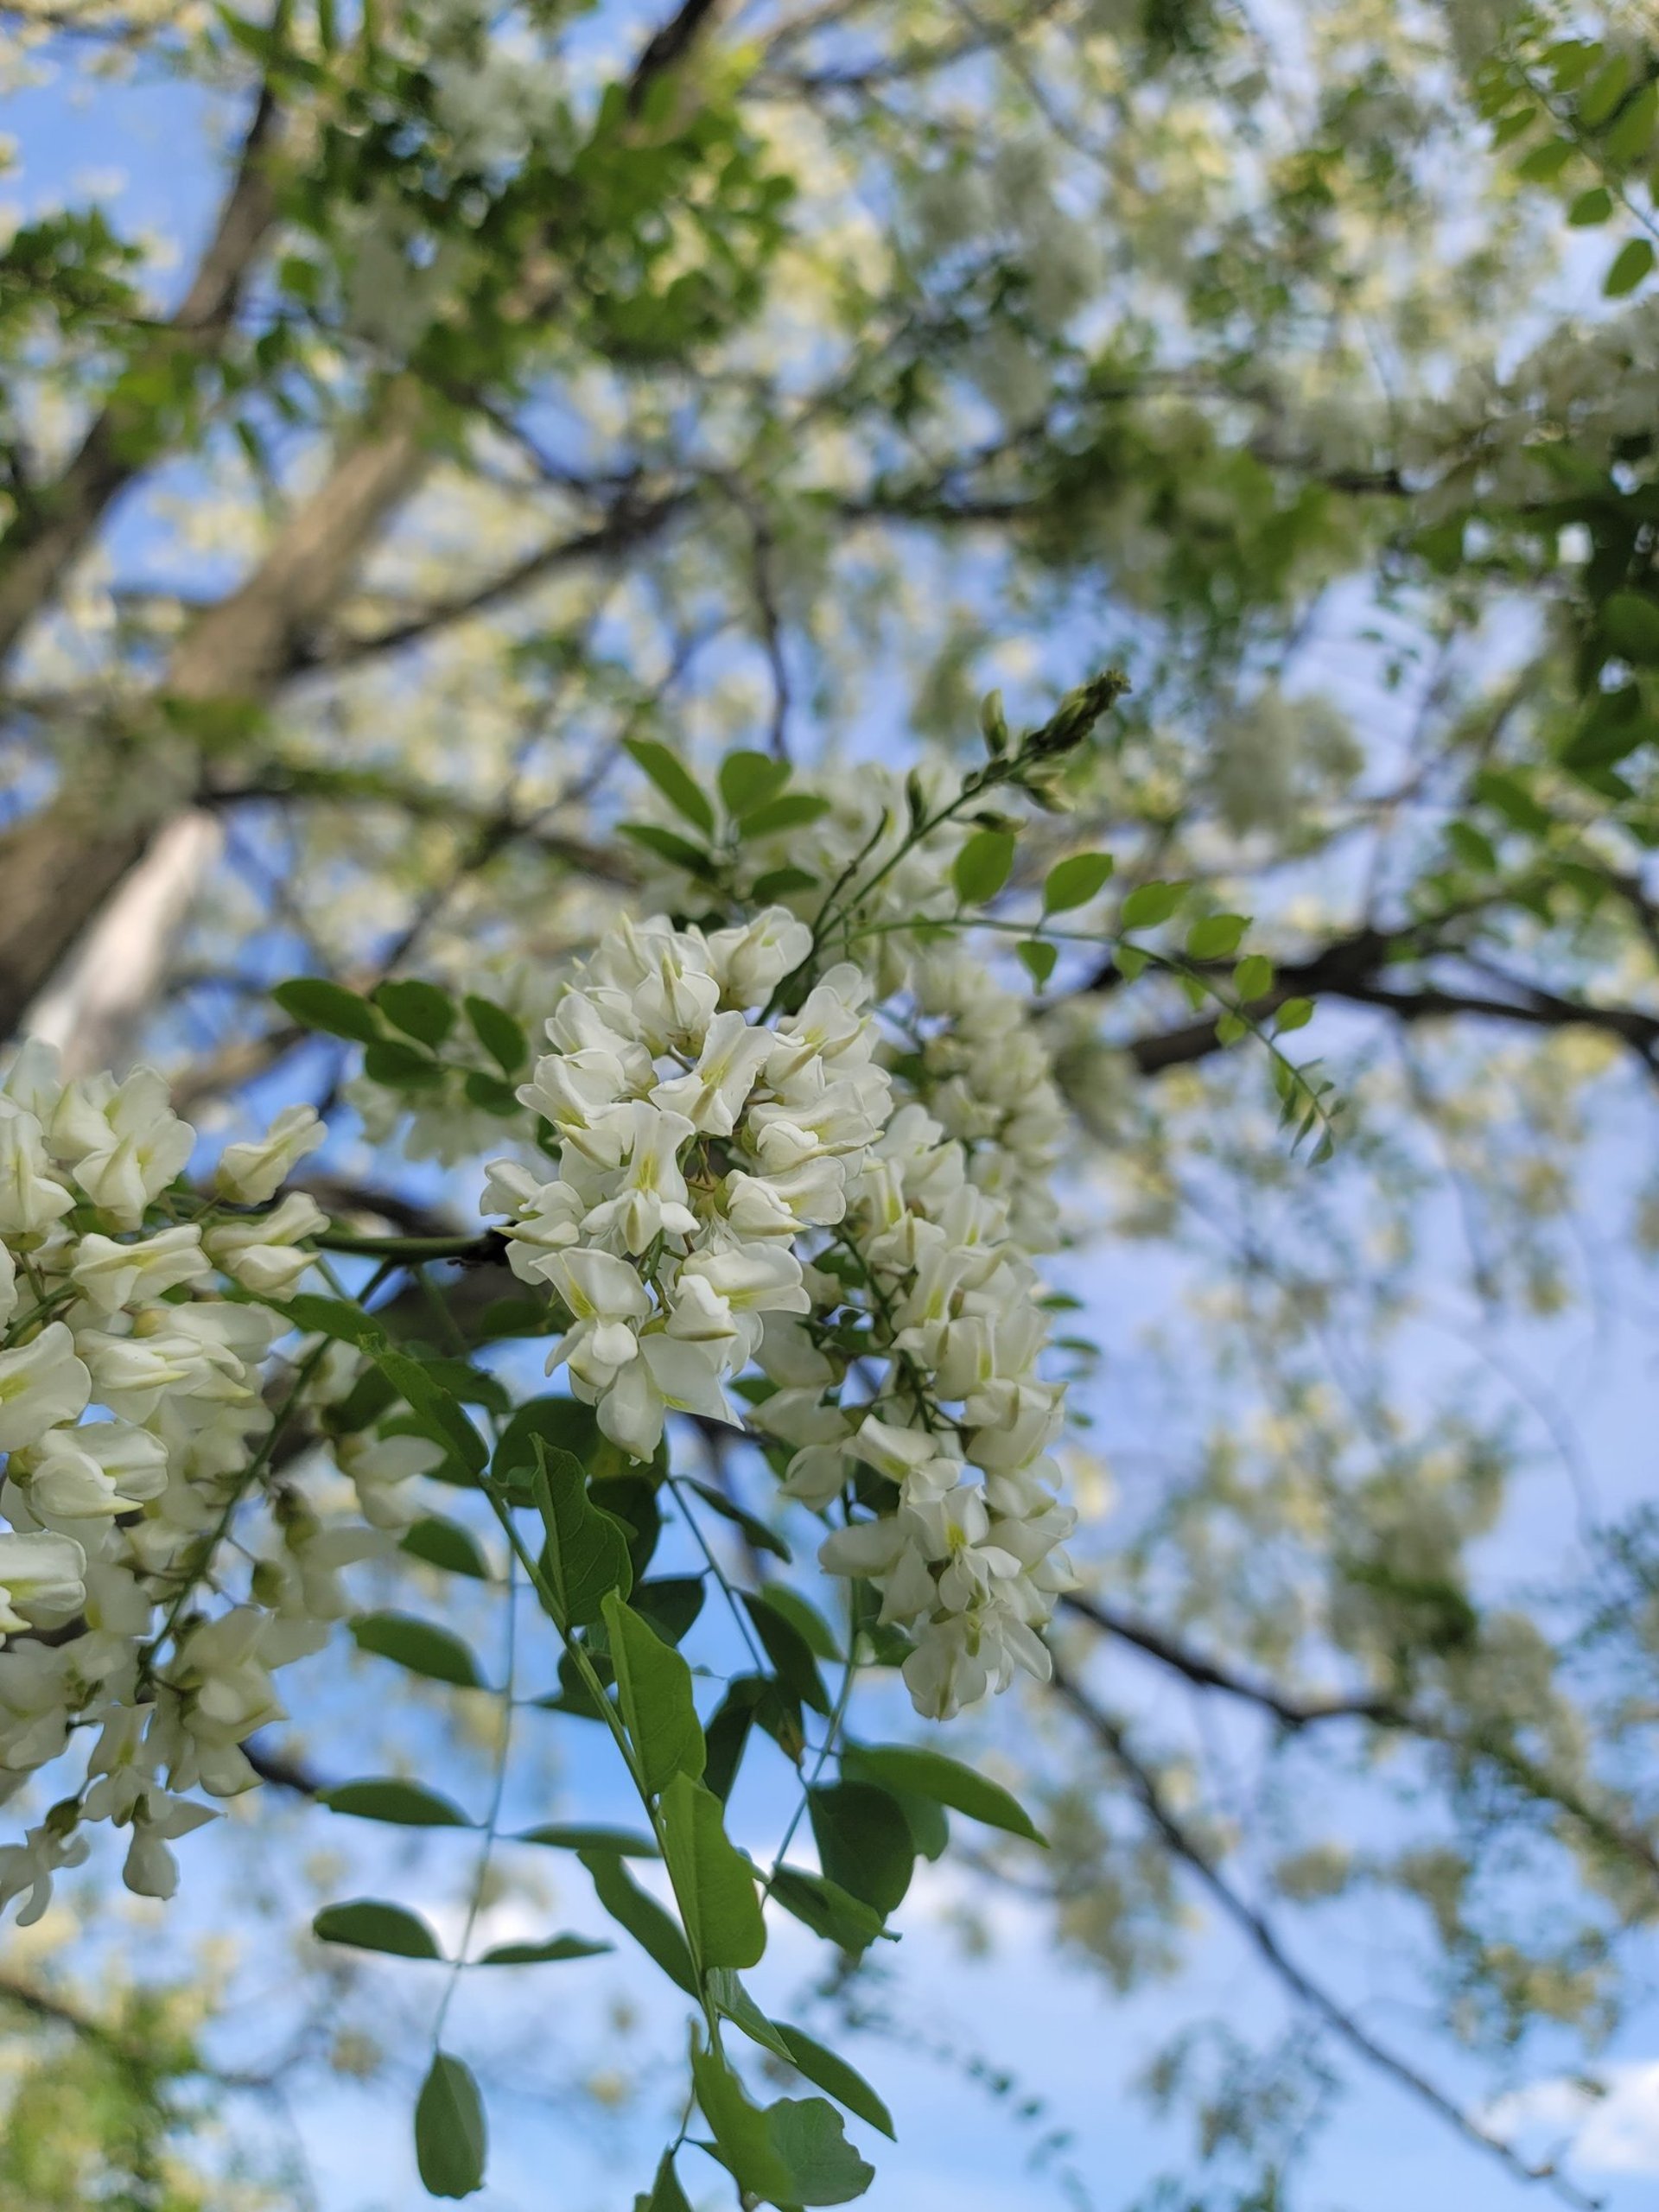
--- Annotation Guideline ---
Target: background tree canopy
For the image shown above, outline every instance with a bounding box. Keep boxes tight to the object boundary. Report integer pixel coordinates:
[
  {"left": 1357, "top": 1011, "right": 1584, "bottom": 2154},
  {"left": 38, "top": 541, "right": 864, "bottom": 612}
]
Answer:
[{"left": 3, "top": 0, "right": 1659, "bottom": 2205}]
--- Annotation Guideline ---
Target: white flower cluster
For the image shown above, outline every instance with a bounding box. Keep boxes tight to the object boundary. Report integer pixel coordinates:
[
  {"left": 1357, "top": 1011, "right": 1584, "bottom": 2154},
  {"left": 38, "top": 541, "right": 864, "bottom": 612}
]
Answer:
[
  {"left": 482, "top": 905, "right": 1076, "bottom": 1719},
  {"left": 0, "top": 1047, "right": 351, "bottom": 1916}
]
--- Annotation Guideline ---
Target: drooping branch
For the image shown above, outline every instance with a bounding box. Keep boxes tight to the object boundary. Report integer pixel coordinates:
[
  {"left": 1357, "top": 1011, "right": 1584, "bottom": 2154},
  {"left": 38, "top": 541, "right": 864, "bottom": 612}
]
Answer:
[
  {"left": 1059, "top": 1592, "right": 1396, "bottom": 1728},
  {"left": 1062, "top": 1593, "right": 1659, "bottom": 1895},
  {"left": 1047, "top": 1655, "right": 1602, "bottom": 2209}
]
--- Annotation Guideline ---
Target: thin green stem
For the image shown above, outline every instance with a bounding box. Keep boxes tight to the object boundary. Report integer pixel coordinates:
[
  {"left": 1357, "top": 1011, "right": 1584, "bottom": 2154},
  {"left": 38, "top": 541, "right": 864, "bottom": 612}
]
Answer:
[
  {"left": 665, "top": 1473, "right": 768, "bottom": 1674},
  {"left": 435, "top": 1551, "right": 518, "bottom": 2038},
  {"left": 765, "top": 1625, "right": 858, "bottom": 1891},
  {"left": 476, "top": 1476, "right": 725, "bottom": 2050}
]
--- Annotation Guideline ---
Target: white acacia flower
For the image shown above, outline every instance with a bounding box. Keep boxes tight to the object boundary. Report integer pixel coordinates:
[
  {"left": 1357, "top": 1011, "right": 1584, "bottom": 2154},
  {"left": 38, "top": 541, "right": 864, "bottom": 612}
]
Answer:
[
  {"left": 0, "top": 1528, "right": 87, "bottom": 1635},
  {"left": 22, "top": 1420, "right": 169, "bottom": 1522},
  {"left": 578, "top": 1103, "right": 698, "bottom": 1255},
  {"left": 0, "top": 1105, "right": 74, "bottom": 1237},
  {"left": 596, "top": 1332, "right": 736, "bottom": 1461},
  {"left": 213, "top": 1103, "right": 325, "bottom": 1205},
  {"left": 0, "top": 1817, "right": 90, "bottom": 1924},
  {"left": 543, "top": 1249, "right": 652, "bottom": 1391},
  {"left": 0, "top": 1324, "right": 92, "bottom": 1451},
  {"left": 704, "top": 912, "right": 812, "bottom": 1003},
  {"left": 71, "top": 1224, "right": 212, "bottom": 1315},
  {"left": 50, "top": 1069, "right": 194, "bottom": 1228},
  {"left": 204, "top": 1192, "right": 327, "bottom": 1297},
  {"left": 652, "top": 1011, "right": 773, "bottom": 1135}
]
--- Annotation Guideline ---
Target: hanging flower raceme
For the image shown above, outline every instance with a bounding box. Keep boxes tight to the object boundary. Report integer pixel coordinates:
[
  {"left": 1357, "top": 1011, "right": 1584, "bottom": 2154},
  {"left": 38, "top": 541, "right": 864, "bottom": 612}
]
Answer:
[
  {"left": 0, "top": 1044, "right": 358, "bottom": 1904},
  {"left": 0, "top": 683, "right": 1137, "bottom": 2211},
  {"left": 480, "top": 905, "right": 1077, "bottom": 1720}
]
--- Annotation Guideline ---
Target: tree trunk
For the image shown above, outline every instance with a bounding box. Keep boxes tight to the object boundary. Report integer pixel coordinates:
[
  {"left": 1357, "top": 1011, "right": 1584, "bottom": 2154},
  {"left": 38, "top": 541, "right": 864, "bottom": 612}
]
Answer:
[{"left": 0, "top": 376, "right": 432, "bottom": 1046}]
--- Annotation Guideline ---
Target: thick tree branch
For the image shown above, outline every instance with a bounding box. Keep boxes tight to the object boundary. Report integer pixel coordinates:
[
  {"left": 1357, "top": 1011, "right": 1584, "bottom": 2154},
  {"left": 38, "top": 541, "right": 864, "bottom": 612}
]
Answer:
[
  {"left": 1096, "top": 925, "right": 1659, "bottom": 1078},
  {"left": 299, "top": 488, "right": 689, "bottom": 672}
]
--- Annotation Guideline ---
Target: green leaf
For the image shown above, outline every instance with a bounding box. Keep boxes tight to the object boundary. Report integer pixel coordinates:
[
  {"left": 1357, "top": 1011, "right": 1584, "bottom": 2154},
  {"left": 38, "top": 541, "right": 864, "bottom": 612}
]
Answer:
[
  {"left": 1119, "top": 879, "right": 1188, "bottom": 930},
  {"left": 321, "top": 1779, "right": 473, "bottom": 1827},
  {"left": 372, "top": 979, "right": 454, "bottom": 1047},
  {"left": 703, "top": 1681, "right": 759, "bottom": 1803},
  {"left": 1185, "top": 912, "right": 1249, "bottom": 961},
  {"left": 1603, "top": 589, "right": 1659, "bottom": 664},
  {"left": 691, "top": 2044, "right": 796, "bottom": 2204},
  {"left": 476, "top": 1932, "right": 611, "bottom": 1966},
  {"left": 738, "top": 792, "right": 831, "bottom": 838},
  {"left": 808, "top": 1783, "right": 913, "bottom": 1914},
  {"left": 1472, "top": 768, "right": 1552, "bottom": 837},
  {"left": 751, "top": 866, "right": 819, "bottom": 900},
  {"left": 1579, "top": 50, "right": 1631, "bottom": 128},
  {"left": 840, "top": 1755, "right": 947, "bottom": 1862},
  {"left": 1605, "top": 237, "right": 1655, "bottom": 296},
  {"left": 514, "top": 1823, "right": 660, "bottom": 1857},
  {"left": 604, "top": 1592, "right": 706, "bottom": 1796},
  {"left": 710, "top": 1969, "right": 795, "bottom": 2062},
  {"left": 694, "top": 2047, "right": 880, "bottom": 2203},
  {"left": 776, "top": 2024, "right": 895, "bottom": 2139},
  {"left": 624, "top": 737, "right": 716, "bottom": 835},
  {"left": 362, "top": 1038, "right": 443, "bottom": 1090},
  {"left": 313, "top": 1899, "right": 442, "bottom": 1959},
  {"left": 493, "top": 1396, "right": 603, "bottom": 1492},
  {"left": 463, "top": 993, "right": 528, "bottom": 1073},
  {"left": 951, "top": 829, "right": 1015, "bottom": 906},
  {"left": 682, "top": 1477, "right": 791, "bottom": 1560},
  {"left": 415, "top": 2051, "right": 486, "bottom": 2199},
  {"left": 351, "top": 1611, "right": 483, "bottom": 1688},
  {"left": 767, "top": 1866, "right": 888, "bottom": 1951},
  {"left": 1274, "top": 997, "right": 1315, "bottom": 1034},
  {"left": 632, "top": 1574, "right": 706, "bottom": 1645},
  {"left": 283, "top": 1294, "right": 385, "bottom": 1350},
  {"left": 578, "top": 1849, "right": 696, "bottom": 1994},
  {"left": 720, "top": 748, "right": 791, "bottom": 817},
  {"left": 1490, "top": 105, "right": 1538, "bottom": 149},
  {"left": 1514, "top": 134, "right": 1574, "bottom": 181},
  {"left": 1567, "top": 184, "right": 1613, "bottom": 224},
  {"left": 1043, "top": 851, "right": 1115, "bottom": 912},
  {"left": 1016, "top": 938, "right": 1058, "bottom": 989},
  {"left": 531, "top": 1443, "right": 633, "bottom": 1629},
  {"left": 372, "top": 1351, "right": 487, "bottom": 1475},
  {"left": 764, "top": 2097, "right": 875, "bottom": 2206},
  {"left": 743, "top": 1591, "right": 831, "bottom": 1713},
  {"left": 634, "top": 2152, "right": 694, "bottom": 2212},
  {"left": 620, "top": 823, "right": 716, "bottom": 877},
  {"left": 1446, "top": 820, "right": 1498, "bottom": 873},
  {"left": 271, "top": 977, "right": 380, "bottom": 1043},
  {"left": 1234, "top": 953, "right": 1274, "bottom": 1001},
  {"left": 462, "top": 1069, "right": 519, "bottom": 1116},
  {"left": 842, "top": 1744, "right": 1046, "bottom": 1844},
  {"left": 1605, "top": 80, "right": 1657, "bottom": 165},
  {"left": 400, "top": 1515, "right": 491, "bottom": 1580},
  {"left": 660, "top": 1772, "right": 766, "bottom": 1968},
  {"left": 754, "top": 1583, "right": 842, "bottom": 1661}
]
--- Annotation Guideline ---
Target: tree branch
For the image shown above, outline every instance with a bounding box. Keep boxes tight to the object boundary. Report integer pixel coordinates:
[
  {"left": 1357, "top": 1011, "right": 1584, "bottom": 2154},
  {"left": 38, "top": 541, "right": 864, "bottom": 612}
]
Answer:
[
  {"left": 0, "top": 19, "right": 288, "bottom": 666},
  {"left": 1047, "top": 1655, "right": 1601, "bottom": 2209},
  {"left": 1095, "top": 925, "right": 1659, "bottom": 1079}
]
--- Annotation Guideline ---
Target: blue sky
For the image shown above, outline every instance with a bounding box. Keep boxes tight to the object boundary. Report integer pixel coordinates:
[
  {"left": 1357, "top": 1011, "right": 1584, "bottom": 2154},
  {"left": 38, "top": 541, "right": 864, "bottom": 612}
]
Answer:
[{"left": 5, "top": 18, "right": 1659, "bottom": 2212}]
